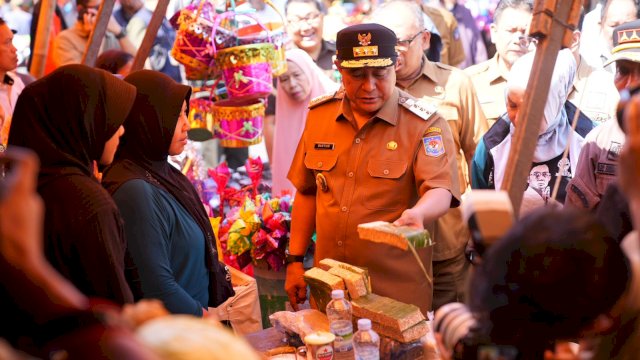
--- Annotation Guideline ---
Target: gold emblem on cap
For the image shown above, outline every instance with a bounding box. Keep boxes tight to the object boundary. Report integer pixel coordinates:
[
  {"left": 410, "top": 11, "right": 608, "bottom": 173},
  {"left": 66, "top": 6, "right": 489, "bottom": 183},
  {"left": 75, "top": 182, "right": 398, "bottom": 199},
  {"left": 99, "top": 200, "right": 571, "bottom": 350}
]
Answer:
[
  {"left": 353, "top": 46, "right": 379, "bottom": 57},
  {"left": 386, "top": 141, "right": 398, "bottom": 150},
  {"left": 358, "top": 32, "right": 372, "bottom": 46},
  {"left": 316, "top": 173, "right": 329, "bottom": 192}
]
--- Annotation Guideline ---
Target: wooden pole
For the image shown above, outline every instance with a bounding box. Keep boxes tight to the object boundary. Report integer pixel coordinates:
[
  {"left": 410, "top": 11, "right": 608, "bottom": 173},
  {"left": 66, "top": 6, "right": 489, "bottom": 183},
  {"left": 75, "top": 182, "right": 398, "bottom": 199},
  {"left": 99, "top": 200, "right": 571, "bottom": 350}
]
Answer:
[
  {"left": 500, "top": 0, "right": 581, "bottom": 216},
  {"left": 131, "top": 0, "right": 170, "bottom": 72},
  {"left": 82, "top": 0, "right": 116, "bottom": 66},
  {"left": 29, "top": 0, "right": 56, "bottom": 79}
]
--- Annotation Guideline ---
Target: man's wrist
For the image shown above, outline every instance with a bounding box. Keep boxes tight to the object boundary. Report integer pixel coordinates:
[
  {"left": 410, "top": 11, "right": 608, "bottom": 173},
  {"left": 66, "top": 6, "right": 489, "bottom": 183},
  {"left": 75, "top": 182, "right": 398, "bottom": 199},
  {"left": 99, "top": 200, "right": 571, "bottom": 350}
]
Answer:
[
  {"left": 115, "top": 28, "right": 126, "bottom": 40},
  {"left": 285, "top": 253, "right": 305, "bottom": 264}
]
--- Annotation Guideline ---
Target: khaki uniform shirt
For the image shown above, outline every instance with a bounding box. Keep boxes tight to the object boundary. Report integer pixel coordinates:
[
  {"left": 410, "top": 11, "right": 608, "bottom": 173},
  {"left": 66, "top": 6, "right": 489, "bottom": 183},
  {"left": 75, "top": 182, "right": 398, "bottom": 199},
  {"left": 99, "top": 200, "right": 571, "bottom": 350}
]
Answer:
[
  {"left": 565, "top": 120, "right": 624, "bottom": 210},
  {"left": 568, "top": 56, "right": 619, "bottom": 124},
  {"left": 288, "top": 88, "right": 458, "bottom": 314},
  {"left": 400, "top": 59, "right": 488, "bottom": 260},
  {"left": 423, "top": 5, "right": 466, "bottom": 67},
  {"left": 465, "top": 54, "right": 508, "bottom": 127}
]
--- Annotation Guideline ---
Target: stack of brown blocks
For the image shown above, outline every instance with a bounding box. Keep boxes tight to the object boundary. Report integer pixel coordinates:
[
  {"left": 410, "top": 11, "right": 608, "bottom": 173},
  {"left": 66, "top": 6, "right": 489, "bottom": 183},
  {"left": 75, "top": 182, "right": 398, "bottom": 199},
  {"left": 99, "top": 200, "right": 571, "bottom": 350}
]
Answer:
[{"left": 303, "top": 258, "right": 428, "bottom": 343}]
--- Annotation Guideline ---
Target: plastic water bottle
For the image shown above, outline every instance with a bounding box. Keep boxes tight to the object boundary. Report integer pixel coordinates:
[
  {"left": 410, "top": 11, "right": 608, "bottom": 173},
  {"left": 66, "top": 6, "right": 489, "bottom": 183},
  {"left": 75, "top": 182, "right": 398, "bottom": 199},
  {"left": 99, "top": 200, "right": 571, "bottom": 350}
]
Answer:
[
  {"left": 353, "top": 318, "right": 380, "bottom": 360},
  {"left": 326, "top": 290, "right": 354, "bottom": 359}
]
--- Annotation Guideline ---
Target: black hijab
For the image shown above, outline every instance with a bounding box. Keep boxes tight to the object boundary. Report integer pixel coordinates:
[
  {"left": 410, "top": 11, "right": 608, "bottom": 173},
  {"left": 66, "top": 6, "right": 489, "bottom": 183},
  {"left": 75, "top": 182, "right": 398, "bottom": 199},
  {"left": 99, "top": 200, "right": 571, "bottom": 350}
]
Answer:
[
  {"left": 102, "top": 70, "right": 233, "bottom": 307},
  {"left": 9, "top": 64, "right": 136, "bottom": 184}
]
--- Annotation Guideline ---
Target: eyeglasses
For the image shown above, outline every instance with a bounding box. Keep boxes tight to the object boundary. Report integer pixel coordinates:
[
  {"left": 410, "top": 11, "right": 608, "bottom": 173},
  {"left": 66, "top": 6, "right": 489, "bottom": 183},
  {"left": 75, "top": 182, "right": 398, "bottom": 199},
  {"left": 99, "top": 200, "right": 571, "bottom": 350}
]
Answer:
[
  {"left": 397, "top": 30, "right": 424, "bottom": 50},
  {"left": 531, "top": 171, "right": 551, "bottom": 178},
  {"left": 515, "top": 35, "right": 538, "bottom": 49},
  {"left": 287, "top": 13, "right": 321, "bottom": 27}
]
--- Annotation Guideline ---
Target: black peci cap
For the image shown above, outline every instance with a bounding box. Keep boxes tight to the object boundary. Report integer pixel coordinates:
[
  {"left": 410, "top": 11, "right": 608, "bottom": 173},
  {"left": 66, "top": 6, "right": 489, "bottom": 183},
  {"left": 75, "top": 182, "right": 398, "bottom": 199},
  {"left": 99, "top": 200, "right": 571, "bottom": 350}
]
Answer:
[
  {"left": 335, "top": 23, "right": 398, "bottom": 68},
  {"left": 606, "top": 19, "right": 640, "bottom": 66}
]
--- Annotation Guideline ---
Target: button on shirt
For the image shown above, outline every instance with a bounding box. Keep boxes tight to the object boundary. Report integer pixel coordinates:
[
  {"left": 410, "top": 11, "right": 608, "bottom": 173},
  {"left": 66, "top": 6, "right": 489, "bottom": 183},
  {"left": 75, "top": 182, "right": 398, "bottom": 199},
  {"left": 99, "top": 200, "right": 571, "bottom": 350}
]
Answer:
[{"left": 288, "top": 88, "right": 458, "bottom": 314}]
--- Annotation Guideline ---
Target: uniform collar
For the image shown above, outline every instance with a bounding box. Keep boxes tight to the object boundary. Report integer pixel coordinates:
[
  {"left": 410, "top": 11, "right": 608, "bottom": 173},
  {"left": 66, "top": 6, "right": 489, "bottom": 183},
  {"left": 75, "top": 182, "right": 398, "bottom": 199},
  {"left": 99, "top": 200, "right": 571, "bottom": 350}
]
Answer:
[
  {"left": 337, "top": 87, "right": 399, "bottom": 126},
  {"left": 420, "top": 57, "right": 441, "bottom": 83}
]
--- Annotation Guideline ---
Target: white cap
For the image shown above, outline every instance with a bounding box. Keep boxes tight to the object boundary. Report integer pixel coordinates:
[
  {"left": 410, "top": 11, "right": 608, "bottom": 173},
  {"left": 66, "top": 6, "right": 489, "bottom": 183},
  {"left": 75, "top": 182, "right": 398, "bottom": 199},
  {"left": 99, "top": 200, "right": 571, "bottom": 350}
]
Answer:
[
  {"left": 357, "top": 318, "right": 372, "bottom": 331},
  {"left": 331, "top": 290, "right": 345, "bottom": 299}
]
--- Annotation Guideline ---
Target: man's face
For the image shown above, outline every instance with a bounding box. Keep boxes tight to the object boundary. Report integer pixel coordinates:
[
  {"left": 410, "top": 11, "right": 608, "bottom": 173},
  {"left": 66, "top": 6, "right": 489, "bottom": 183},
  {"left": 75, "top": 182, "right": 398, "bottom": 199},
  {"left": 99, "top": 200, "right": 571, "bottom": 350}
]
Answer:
[
  {"left": 601, "top": 0, "right": 637, "bottom": 51},
  {"left": 372, "top": 16, "right": 429, "bottom": 81},
  {"left": 0, "top": 24, "right": 17, "bottom": 73},
  {"left": 286, "top": 2, "right": 324, "bottom": 55},
  {"left": 337, "top": 65, "right": 396, "bottom": 118},
  {"left": 490, "top": 7, "right": 533, "bottom": 68},
  {"left": 614, "top": 59, "right": 640, "bottom": 90},
  {"left": 528, "top": 164, "right": 551, "bottom": 189}
]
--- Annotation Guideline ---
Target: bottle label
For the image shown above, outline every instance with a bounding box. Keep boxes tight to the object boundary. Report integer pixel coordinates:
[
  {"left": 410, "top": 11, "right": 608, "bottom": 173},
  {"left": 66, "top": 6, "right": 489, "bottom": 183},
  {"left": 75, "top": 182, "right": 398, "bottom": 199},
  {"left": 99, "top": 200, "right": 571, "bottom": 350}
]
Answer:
[
  {"left": 330, "top": 320, "right": 353, "bottom": 353},
  {"left": 315, "top": 345, "right": 334, "bottom": 360}
]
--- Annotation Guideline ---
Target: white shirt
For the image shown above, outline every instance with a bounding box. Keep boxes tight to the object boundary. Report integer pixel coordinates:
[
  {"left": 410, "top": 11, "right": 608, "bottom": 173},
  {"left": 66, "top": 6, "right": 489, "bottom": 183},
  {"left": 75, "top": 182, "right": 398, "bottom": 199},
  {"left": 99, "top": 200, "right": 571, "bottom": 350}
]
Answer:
[{"left": 0, "top": 72, "right": 25, "bottom": 148}]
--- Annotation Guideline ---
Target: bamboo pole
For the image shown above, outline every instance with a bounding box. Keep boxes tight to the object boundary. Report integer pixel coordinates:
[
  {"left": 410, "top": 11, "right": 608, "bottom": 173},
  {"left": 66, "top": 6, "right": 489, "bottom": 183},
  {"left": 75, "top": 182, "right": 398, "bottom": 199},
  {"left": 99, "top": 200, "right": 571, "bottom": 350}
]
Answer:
[
  {"left": 82, "top": 0, "right": 117, "bottom": 66},
  {"left": 131, "top": 0, "right": 170, "bottom": 72},
  {"left": 29, "top": 0, "right": 56, "bottom": 78}
]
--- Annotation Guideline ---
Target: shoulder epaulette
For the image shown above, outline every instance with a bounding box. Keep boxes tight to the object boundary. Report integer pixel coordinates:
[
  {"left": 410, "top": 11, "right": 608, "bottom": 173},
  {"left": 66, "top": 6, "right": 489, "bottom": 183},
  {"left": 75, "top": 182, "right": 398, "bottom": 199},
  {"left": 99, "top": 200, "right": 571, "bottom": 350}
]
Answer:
[
  {"left": 399, "top": 94, "right": 437, "bottom": 121},
  {"left": 464, "top": 61, "right": 490, "bottom": 76},
  {"left": 309, "top": 92, "right": 337, "bottom": 109}
]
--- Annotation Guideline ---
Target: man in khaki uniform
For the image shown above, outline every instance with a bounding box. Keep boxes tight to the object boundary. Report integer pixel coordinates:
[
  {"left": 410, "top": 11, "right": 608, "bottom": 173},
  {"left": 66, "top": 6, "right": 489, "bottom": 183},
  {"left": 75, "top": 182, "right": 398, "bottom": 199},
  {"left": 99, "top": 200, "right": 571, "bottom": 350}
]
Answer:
[
  {"left": 465, "top": 0, "right": 533, "bottom": 126},
  {"left": 284, "top": 23, "right": 459, "bottom": 315},
  {"left": 371, "top": 0, "right": 487, "bottom": 310},
  {"left": 567, "top": 19, "right": 640, "bottom": 211},
  {"left": 422, "top": 3, "right": 466, "bottom": 67},
  {"left": 567, "top": 20, "right": 619, "bottom": 124}
]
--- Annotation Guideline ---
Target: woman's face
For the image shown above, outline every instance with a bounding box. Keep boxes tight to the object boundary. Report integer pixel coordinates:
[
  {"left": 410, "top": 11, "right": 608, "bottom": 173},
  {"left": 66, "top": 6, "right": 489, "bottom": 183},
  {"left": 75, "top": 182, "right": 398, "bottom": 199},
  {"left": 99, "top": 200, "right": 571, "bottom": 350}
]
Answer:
[
  {"left": 100, "top": 125, "right": 125, "bottom": 165},
  {"left": 168, "top": 101, "right": 189, "bottom": 156},
  {"left": 506, "top": 86, "right": 526, "bottom": 126},
  {"left": 279, "top": 61, "right": 311, "bottom": 102}
]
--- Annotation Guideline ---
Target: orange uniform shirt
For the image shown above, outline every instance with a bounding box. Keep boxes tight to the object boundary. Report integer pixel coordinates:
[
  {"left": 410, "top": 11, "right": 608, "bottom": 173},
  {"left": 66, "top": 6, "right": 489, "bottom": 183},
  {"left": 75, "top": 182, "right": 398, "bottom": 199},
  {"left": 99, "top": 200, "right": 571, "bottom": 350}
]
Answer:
[{"left": 288, "top": 88, "right": 458, "bottom": 313}]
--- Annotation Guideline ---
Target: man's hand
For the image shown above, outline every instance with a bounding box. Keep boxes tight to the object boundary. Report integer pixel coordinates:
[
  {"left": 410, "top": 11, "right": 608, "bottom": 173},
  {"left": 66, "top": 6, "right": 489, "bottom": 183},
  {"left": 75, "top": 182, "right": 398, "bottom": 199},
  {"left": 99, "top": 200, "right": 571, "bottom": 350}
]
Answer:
[
  {"left": 393, "top": 207, "right": 425, "bottom": 229},
  {"left": 285, "top": 262, "right": 307, "bottom": 311},
  {"left": 107, "top": 16, "right": 123, "bottom": 36}
]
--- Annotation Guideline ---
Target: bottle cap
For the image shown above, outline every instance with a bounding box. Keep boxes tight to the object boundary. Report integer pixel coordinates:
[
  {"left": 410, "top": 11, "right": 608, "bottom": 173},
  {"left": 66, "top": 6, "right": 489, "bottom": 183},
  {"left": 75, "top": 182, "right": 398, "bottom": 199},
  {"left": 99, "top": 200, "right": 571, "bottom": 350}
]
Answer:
[
  {"left": 331, "top": 289, "right": 345, "bottom": 299},
  {"left": 357, "top": 318, "right": 372, "bottom": 330}
]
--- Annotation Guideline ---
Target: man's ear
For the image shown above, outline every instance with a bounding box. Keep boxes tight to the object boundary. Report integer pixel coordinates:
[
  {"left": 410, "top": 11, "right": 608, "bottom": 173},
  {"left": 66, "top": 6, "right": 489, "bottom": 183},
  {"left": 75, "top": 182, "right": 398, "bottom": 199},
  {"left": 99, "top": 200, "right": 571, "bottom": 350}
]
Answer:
[
  {"left": 571, "top": 30, "right": 581, "bottom": 53},
  {"left": 489, "top": 22, "right": 498, "bottom": 44},
  {"left": 421, "top": 31, "right": 432, "bottom": 51},
  {"left": 579, "top": 313, "right": 616, "bottom": 337}
]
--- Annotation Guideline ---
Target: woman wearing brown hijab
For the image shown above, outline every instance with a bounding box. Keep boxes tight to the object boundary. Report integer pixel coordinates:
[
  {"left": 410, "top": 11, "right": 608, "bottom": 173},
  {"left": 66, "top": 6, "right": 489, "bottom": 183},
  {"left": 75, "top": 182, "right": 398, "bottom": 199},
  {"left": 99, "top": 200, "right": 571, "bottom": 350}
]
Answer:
[
  {"left": 102, "top": 70, "right": 233, "bottom": 316},
  {"left": 8, "top": 64, "right": 136, "bottom": 305}
]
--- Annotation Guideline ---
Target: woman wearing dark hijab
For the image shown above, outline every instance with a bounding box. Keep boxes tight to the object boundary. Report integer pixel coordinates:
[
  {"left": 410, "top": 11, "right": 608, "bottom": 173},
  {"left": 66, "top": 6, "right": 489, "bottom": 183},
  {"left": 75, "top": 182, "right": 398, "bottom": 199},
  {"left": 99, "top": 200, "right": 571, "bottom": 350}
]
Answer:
[
  {"left": 8, "top": 64, "right": 136, "bottom": 305},
  {"left": 102, "top": 70, "right": 233, "bottom": 316}
]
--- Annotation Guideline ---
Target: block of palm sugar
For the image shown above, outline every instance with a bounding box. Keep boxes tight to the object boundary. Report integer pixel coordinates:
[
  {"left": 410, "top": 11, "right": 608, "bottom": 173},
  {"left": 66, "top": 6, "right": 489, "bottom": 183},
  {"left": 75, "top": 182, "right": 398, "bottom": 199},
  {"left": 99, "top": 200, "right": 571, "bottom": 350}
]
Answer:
[
  {"left": 357, "top": 221, "right": 431, "bottom": 250},
  {"left": 303, "top": 267, "right": 345, "bottom": 312},
  {"left": 351, "top": 294, "right": 425, "bottom": 333},
  {"left": 318, "top": 258, "right": 372, "bottom": 294},
  {"left": 327, "top": 266, "right": 368, "bottom": 299}
]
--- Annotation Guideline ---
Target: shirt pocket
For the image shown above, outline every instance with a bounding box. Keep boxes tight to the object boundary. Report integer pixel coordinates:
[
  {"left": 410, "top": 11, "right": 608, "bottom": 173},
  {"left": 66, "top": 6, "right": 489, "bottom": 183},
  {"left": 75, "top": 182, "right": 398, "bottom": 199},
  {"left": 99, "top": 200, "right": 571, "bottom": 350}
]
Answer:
[
  {"left": 304, "top": 153, "right": 338, "bottom": 194},
  {"left": 304, "top": 153, "right": 338, "bottom": 172},
  {"left": 363, "top": 159, "right": 409, "bottom": 210}
]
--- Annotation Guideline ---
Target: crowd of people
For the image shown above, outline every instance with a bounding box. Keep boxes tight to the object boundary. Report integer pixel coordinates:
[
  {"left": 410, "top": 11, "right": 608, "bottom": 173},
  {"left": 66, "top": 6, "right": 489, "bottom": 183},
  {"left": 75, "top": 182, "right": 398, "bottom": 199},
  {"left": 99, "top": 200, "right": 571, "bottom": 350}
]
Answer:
[{"left": 1, "top": 0, "right": 640, "bottom": 359}]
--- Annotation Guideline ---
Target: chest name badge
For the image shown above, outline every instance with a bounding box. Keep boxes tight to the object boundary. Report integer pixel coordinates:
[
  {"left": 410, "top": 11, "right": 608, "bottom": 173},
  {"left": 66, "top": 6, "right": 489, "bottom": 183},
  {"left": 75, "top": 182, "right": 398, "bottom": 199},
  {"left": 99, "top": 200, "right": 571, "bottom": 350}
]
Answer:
[
  {"left": 386, "top": 141, "right": 398, "bottom": 150},
  {"left": 316, "top": 173, "right": 329, "bottom": 192},
  {"left": 423, "top": 135, "right": 445, "bottom": 158},
  {"left": 314, "top": 142, "right": 335, "bottom": 150}
]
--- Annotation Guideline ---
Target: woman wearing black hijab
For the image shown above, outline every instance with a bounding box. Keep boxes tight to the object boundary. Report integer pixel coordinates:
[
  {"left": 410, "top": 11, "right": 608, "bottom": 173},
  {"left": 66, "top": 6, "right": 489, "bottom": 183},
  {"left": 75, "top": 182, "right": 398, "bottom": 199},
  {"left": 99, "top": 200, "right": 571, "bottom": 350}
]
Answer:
[
  {"left": 102, "top": 70, "right": 233, "bottom": 316},
  {"left": 8, "top": 64, "right": 136, "bottom": 305}
]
